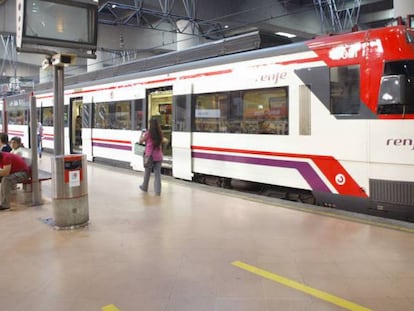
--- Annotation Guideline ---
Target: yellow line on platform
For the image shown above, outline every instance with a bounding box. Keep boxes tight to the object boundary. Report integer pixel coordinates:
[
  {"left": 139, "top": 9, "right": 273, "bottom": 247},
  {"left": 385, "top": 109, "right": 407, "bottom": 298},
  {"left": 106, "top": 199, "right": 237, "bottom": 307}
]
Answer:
[
  {"left": 232, "top": 261, "right": 372, "bottom": 311},
  {"left": 102, "top": 304, "right": 121, "bottom": 311}
]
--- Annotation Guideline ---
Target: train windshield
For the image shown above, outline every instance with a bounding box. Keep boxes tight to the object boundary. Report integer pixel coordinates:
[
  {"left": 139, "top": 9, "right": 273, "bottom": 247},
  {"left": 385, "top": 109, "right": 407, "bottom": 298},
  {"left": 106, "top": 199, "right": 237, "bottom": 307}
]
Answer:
[
  {"left": 377, "top": 60, "right": 414, "bottom": 114},
  {"left": 407, "top": 30, "right": 414, "bottom": 43}
]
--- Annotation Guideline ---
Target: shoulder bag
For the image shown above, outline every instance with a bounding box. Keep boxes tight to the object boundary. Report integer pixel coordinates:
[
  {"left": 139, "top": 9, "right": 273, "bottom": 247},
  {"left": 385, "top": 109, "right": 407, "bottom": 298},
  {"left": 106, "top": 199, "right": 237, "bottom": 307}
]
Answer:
[{"left": 143, "top": 152, "right": 153, "bottom": 168}]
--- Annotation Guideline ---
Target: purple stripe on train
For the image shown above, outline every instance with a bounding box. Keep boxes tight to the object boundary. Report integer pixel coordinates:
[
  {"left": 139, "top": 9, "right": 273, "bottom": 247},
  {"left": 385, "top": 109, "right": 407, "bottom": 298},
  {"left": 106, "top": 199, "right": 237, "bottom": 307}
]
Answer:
[
  {"left": 192, "top": 151, "right": 331, "bottom": 193},
  {"left": 92, "top": 142, "right": 132, "bottom": 151}
]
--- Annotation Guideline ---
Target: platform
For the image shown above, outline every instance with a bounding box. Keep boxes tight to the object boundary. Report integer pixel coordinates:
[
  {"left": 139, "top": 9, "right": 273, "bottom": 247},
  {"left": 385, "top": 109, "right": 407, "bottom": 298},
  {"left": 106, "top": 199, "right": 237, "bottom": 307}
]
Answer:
[{"left": 0, "top": 154, "right": 413, "bottom": 311}]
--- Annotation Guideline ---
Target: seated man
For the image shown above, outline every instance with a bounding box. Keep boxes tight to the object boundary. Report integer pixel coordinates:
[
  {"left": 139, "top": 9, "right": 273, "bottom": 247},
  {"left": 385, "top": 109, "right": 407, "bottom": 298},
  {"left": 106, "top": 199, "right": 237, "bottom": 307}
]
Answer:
[
  {"left": 0, "top": 151, "right": 30, "bottom": 210},
  {"left": 0, "top": 133, "right": 11, "bottom": 152}
]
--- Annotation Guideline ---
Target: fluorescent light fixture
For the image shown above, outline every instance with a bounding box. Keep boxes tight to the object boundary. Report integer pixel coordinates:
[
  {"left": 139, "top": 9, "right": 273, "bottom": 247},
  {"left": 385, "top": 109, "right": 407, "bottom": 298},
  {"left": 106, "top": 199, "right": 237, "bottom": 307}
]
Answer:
[{"left": 275, "top": 31, "right": 296, "bottom": 38}]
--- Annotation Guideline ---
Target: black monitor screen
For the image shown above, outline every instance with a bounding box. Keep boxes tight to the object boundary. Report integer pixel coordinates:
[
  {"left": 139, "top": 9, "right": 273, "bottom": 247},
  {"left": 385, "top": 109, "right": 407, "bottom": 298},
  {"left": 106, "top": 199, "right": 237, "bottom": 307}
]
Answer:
[{"left": 18, "top": 0, "right": 97, "bottom": 50}]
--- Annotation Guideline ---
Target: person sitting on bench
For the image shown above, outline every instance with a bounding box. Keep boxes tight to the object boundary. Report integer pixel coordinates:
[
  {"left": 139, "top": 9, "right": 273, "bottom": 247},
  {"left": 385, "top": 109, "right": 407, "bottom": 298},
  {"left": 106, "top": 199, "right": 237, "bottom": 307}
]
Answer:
[{"left": 0, "top": 151, "right": 30, "bottom": 210}]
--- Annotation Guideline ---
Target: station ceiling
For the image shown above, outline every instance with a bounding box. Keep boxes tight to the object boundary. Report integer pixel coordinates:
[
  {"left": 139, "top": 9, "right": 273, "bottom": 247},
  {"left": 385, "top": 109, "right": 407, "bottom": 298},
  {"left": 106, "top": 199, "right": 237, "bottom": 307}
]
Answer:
[
  {"left": 0, "top": 0, "right": 396, "bottom": 89},
  {"left": 96, "top": 0, "right": 394, "bottom": 41}
]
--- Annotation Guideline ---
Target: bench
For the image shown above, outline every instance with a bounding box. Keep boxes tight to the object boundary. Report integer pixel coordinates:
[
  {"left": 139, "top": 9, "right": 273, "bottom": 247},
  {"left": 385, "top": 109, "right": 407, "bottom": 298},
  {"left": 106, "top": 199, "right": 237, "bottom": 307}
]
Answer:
[
  {"left": 22, "top": 169, "right": 53, "bottom": 189},
  {"left": 12, "top": 160, "right": 52, "bottom": 206}
]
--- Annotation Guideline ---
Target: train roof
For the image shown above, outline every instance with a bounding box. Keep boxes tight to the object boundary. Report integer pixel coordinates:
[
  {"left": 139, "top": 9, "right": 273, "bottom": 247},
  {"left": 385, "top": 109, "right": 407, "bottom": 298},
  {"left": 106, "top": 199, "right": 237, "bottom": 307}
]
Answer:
[
  {"left": 34, "top": 25, "right": 413, "bottom": 94},
  {"left": 35, "top": 31, "right": 303, "bottom": 93}
]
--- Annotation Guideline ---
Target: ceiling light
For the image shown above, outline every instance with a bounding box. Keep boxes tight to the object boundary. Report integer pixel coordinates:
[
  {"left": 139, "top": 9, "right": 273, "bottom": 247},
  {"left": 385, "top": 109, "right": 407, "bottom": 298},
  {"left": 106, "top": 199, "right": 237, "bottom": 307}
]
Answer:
[{"left": 275, "top": 31, "right": 296, "bottom": 38}]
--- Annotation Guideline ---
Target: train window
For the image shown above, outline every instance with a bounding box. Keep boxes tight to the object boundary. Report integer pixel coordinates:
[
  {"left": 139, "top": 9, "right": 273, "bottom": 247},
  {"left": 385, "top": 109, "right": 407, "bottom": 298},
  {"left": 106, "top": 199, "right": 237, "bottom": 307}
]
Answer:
[
  {"left": 42, "top": 107, "right": 53, "bottom": 126},
  {"left": 194, "top": 87, "right": 288, "bottom": 134},
  {"left": 407, "top": 30, "right": 414, "bottom": 43},
  {"left": 8, "top": 107, "right": 28, "bottom": 125},
  {"left": 64, "top": 105, "right": 69, "bottom": 127},
  {"left": 243, "top": 88, "right": 288, "bottom": 134},
  {"left": 227, "top": 93, "right": 244, "bottom": 133},
  {"left": 194, "top": 93, "right": 225, "bottom": 132},
  {"left": 173, "top": 95, "right": 190, "bottom": 132},
  {"left": 330, "top": 65, "right": 360, "bottom": 115},
  {"left": 94, "top": 101, "right": 132, "bottom": 129},
  {"left": 133, "top": 99, "right": 144, "bottom": 130},
  {"left": 94, "top": 103, "right": 109, "bottom": 128},
  {"left": 82, "top": 103, "right": 91, "bottom": 128}
]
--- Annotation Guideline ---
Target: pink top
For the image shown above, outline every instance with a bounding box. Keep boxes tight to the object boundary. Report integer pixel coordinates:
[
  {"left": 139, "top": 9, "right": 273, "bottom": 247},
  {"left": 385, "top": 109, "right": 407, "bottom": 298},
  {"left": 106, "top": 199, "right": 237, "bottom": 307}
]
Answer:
[{"left": 142, "top": 132, "right": 163, "bottom": 162}]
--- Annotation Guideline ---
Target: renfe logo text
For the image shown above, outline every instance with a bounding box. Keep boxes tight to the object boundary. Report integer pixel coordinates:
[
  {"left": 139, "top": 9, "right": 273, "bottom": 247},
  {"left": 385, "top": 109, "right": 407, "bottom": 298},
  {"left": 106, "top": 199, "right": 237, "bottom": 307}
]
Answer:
[{"left": 386, "top": 138, "right": 414, "bottom": 150}]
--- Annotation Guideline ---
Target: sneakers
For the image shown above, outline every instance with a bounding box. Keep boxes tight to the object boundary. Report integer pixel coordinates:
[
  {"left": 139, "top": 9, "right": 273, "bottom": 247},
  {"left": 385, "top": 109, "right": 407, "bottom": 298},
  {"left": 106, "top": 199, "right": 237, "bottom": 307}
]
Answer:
[
  {"left": 0, "top": 205, "right": 10, "bottom": 211},
  {"left": 139, "top": 185, "right": 147, "bottom": 192}
]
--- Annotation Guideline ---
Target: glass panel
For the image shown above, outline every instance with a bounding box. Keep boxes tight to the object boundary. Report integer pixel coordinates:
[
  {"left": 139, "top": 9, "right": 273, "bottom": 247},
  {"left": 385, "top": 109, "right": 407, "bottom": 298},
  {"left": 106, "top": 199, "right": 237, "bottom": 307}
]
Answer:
[
  {"left": 94, "top": 102, "right": 110, "bottom": 129},
  {"left": 194, "top": 93, "right": 221, "bottom": 132},
  {"left": 41, "top": 107, "right": 53, "bottom": 126},
  {"left": 173, "top": 95, "right": 189, "bottom": 132},
  {"left": 114, "top": 101, "right": 131, "bottom": 129},
  {"left": 133, "top": 99, "right": 144, "bottom": 130},
  {"left": 243, "top": 88, "right": 288, "bottom": 134},
  {"left": 299, "top": 85, "right": 311, "bottom": 136},
  {"left": 82, "top": 103, "right": 91, "bottom": 128},
  {"left": 330, "top": 65, "right": 360, "bottom": 115},
  {"left": 64, "top": 105, "right": 68, "bottom": 127},
  {"left": 227, "top": 93, "right": 243, "bottom": 133},
  {"left": 8, "top": 107, "right": 28, "bottom": 125},
  {"left": 93, "top": 101, "right": 131, "bottom": 129},
  {"left": 194, "top": 87, "right": 289, "bottom": 134},
  {"left": 23, "top": 0, "right": 97, "bottom": 49}
]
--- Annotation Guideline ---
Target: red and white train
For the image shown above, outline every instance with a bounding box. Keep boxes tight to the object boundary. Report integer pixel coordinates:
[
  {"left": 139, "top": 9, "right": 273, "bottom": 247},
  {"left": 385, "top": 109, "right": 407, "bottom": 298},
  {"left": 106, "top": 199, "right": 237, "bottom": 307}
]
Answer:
[{"left": 2, "top": 24, "right": 414, "bottom": 221}]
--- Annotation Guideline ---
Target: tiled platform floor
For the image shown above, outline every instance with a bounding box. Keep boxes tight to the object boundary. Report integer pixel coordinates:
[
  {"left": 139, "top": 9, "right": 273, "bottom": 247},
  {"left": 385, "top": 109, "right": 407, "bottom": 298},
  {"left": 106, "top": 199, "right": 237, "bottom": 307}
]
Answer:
[{"left": 0, "top": 154, "right": 414, "bottom": 311}]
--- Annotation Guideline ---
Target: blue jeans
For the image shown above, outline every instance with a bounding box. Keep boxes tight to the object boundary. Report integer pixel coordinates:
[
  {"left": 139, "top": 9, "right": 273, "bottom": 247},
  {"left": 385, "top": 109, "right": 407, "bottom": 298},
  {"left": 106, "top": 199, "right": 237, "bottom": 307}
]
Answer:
[{"left": 37, "top": 135, "right": 42, "bottom": 155}]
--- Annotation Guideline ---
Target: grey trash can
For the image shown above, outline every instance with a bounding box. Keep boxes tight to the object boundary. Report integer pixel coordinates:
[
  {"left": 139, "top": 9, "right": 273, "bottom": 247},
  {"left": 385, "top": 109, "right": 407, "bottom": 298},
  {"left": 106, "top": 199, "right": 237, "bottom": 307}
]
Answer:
[{"left": 52, "top": 154, "right": 89, "bottom": 229}]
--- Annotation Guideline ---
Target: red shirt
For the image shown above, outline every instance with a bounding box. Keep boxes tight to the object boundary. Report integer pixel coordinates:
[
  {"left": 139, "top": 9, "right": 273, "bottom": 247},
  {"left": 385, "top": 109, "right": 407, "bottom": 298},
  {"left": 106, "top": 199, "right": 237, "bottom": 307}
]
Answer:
[{"left": 0, "top": 152, "right": 30, "bottom": 174}]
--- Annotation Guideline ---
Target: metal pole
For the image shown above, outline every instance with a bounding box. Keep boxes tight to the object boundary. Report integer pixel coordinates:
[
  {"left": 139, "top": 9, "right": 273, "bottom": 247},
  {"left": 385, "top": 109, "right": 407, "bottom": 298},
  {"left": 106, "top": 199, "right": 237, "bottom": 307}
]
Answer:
[
  {"left": 53, "top": 65, "right": 65, "bottom": 156},
  {"left": 53, "top": 65, "right": 65, "bottom": 203},
  {"left": 30, "top": 96, "right": 41, "bottom": 205}
]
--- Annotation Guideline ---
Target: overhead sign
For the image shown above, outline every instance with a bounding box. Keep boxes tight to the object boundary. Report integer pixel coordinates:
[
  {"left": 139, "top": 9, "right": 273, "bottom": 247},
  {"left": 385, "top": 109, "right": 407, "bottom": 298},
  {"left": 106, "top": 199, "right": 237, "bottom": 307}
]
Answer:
[{"left": 16, "top": 0, "right": 98, "bottom": 51}]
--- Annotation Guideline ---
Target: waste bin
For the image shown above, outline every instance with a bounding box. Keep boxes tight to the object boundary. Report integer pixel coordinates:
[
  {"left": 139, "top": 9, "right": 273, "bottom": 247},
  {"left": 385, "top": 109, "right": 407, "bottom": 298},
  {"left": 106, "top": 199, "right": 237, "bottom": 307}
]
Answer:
[{"left": 52, "top": 154, "right": 89, "bottom": 229}]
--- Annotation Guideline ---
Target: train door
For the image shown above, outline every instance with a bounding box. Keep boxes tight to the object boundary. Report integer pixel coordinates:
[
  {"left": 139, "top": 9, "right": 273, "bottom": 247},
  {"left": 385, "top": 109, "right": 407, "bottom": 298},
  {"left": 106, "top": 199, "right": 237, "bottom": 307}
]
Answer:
[
  {"left": 171, "top": 82, "right": 193, "bottom": 180},
  {"left": 146, "top": 87, "right": 173, "bottom": 167},
  {"left": 70, "top": 97, "right": 83, "bottom": 154}
]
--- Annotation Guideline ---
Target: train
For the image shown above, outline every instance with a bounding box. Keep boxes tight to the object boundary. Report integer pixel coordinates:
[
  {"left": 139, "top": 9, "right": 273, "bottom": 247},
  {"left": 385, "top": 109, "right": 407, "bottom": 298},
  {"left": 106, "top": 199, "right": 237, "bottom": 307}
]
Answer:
[{"left": 1, "top": 24, "right": 414, "bottom": 221}]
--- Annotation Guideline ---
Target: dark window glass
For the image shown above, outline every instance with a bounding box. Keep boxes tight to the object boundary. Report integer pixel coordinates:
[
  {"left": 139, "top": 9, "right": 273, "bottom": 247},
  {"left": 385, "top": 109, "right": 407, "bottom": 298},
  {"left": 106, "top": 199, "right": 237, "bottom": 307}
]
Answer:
[
  {"left": 173, "top": 95, "right": 190, "bottom": 132},
  {"left": 330, "top": 65, "right": 360, "bottom": 115},
  {"left": 133, "top": 99, "right": 144, "bottom": 130}
]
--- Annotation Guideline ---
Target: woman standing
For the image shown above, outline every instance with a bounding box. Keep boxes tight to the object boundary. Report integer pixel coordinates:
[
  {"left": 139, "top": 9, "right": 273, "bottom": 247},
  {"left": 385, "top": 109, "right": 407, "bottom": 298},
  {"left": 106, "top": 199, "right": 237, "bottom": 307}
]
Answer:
[{"left": 139, "top": 118, "right": 164, "bottom": 195}]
